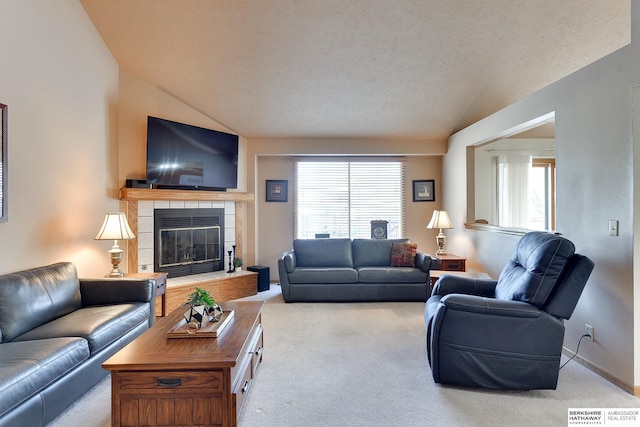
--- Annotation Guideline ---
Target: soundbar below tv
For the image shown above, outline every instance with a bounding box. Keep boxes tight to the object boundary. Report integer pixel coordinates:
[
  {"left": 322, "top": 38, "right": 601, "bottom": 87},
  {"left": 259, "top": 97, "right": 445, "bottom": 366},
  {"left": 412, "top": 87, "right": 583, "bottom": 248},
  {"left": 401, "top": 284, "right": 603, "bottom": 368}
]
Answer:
[{"left": 154, "top": 184, "right": 227, "bottom": 192}]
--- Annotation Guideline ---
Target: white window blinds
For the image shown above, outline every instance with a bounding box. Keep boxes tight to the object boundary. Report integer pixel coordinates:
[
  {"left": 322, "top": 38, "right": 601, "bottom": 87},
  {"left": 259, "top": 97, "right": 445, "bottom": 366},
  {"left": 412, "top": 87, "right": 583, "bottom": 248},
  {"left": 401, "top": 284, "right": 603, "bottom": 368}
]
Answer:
[{"left": 294, "top": 160, "right": 405, "bottom": 239}]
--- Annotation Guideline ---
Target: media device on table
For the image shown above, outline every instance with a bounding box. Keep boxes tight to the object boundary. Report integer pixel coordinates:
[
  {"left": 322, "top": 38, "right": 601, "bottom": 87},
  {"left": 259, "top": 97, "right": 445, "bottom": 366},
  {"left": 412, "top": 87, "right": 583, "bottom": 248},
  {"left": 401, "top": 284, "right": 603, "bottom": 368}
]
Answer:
[{"left": 145, "top": 116, "right": 239, "bottom": 191}]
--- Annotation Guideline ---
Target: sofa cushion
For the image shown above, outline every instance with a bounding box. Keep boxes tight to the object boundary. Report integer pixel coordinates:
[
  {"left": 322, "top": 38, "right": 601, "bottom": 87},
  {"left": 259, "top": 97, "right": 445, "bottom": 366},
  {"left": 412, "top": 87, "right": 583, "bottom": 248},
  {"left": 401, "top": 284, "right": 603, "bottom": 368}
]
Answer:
[
  {"left": 293, "top": 239, "right": 353, "bottom": 268},
  {"left": 390, "top": 243, "right": 418, "bottom": 267},
  {"left": 288, "top": 267, "right": 358, "bottom": 284},
  {"left": 0, "top": 337, "right": 89, "bottom": 418},
  {"left": 352, "top": 239, "right": 410, "bottom": 268},
  {"left": 12, "top": 303, "right": 150, "bottom": 355},
  {"left": 495, "top": 232, "right": 575, "bottom": 307},
  {"left": 358, "top": 266, "right": 428, "bottom": 283},
  {"left": 0, "top": 262, "right": 82, "bottom": 343}
]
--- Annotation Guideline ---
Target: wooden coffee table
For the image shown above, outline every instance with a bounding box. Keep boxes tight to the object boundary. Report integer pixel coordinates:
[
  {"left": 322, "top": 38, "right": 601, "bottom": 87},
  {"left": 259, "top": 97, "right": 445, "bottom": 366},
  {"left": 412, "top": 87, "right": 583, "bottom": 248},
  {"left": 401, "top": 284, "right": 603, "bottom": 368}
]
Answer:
[{"left": 103, "top": 300, "right": 264, "bottom": 427}]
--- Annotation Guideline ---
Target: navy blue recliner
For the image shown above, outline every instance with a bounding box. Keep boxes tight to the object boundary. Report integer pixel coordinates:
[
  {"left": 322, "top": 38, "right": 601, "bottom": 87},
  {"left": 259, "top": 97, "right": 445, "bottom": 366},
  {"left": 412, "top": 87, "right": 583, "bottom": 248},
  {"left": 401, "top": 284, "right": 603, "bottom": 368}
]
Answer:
[{"left": 425, "top": 231, "right": 594, "bottom": 390}]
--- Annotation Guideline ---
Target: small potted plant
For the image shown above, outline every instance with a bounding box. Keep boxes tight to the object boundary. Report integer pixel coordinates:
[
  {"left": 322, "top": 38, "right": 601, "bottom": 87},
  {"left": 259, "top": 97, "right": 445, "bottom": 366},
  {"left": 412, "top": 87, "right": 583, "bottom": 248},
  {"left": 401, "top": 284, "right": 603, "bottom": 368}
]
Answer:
[
  {"left": 233, "top": 257, "right": 243, "bottom": 272},
  {"left": 184, "top": 287, "right": 222, "bottom": 327},
  {"left": 187, "top": 287, "right": 216, "bottom": 310}
]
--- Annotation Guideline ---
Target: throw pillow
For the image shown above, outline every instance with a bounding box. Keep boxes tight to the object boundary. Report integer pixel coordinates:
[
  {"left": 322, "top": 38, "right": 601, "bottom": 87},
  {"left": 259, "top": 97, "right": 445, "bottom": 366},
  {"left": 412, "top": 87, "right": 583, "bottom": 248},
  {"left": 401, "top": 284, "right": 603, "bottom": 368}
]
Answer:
[{"left": 391, "top": 243, "right": 418, "bottom": 267}]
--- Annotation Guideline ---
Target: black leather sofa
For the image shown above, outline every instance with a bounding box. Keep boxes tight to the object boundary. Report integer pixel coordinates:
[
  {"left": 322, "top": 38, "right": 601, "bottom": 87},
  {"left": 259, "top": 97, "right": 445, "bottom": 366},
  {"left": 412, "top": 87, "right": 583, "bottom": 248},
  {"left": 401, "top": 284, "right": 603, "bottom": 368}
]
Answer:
[
  {"left": 0, "top": 262, "right": 155, "bottom": 426},
  {"left": 425, "top": 231, "right": 594, "bottom": 390}
]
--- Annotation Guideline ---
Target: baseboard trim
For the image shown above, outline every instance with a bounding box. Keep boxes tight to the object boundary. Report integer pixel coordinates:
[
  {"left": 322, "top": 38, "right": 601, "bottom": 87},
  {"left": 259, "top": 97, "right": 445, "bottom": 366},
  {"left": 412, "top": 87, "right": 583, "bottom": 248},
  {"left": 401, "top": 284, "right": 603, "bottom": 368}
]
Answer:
[{"left": 562, "top": 347, "right": 635, "bottom": 395}]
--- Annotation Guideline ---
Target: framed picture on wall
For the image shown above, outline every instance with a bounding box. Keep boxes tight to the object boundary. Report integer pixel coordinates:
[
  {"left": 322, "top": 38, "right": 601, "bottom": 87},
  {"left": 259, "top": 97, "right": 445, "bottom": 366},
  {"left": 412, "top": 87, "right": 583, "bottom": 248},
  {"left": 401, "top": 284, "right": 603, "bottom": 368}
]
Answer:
[
  {"left": 413, "top": 180, "right": 435, "bottom": 202},
  {"left": 266, "top": 180, "right": 288, "bottom": 202}
]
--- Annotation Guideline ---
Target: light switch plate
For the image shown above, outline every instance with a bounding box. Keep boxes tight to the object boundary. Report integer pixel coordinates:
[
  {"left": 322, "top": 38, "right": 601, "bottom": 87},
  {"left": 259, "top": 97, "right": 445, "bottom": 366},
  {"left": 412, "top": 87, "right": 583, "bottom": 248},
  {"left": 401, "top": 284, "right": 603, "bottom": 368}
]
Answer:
[{"left": 609, "top": 220, "right": 619, "bottom": 236}]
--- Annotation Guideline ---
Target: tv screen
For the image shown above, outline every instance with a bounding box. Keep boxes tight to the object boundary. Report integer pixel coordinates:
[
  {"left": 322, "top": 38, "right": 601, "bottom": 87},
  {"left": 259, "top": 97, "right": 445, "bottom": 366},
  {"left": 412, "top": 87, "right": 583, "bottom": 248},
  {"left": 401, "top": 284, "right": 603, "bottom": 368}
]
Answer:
[{"left": 146, "top": 116, "right": 238, "bottom": 190}]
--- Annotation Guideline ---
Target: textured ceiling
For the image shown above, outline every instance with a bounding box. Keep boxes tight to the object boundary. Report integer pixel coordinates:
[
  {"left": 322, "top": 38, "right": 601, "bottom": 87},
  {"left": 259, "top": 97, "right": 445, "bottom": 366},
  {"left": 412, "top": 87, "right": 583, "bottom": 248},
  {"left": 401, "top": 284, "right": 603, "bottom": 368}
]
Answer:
[{"left": 80, "top": 0, "right": 630, "bottom": 140}]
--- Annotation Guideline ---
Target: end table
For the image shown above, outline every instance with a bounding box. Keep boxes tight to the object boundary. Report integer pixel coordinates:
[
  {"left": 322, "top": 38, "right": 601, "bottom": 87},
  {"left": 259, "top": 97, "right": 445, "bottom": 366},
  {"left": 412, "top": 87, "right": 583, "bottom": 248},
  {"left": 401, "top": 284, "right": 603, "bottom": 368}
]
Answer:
[
  {"left": 433, "top": 254, "right": 466, "bottom": 272},
  {"left": 125, "top": 272, "right": 168, "bottom": 319}
]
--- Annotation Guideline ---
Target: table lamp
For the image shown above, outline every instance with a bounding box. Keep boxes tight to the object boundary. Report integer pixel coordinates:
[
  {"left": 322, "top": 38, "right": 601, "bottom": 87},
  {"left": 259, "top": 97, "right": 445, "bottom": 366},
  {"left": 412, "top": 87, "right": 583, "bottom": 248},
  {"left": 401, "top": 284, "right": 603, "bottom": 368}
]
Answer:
[
  {"left": 426, "top": 210, "right": 453, "bottom": 255},
  {"left": 95, "top": 212, "right": 136, "bottom": 277}
]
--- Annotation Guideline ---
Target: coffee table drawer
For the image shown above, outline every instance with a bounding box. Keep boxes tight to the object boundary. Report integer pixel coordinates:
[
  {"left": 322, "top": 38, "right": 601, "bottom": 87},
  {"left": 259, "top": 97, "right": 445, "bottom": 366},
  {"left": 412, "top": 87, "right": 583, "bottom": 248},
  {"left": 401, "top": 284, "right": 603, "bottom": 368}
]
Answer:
[
  {"left": 232, "top": 356, "right": 253, "bottom": 419},
  {"left": 119, "top": 371, "right": 223, "bottom": 391},
  {"left": 251, "top": 326, "right": 263, "bottom": 376}
]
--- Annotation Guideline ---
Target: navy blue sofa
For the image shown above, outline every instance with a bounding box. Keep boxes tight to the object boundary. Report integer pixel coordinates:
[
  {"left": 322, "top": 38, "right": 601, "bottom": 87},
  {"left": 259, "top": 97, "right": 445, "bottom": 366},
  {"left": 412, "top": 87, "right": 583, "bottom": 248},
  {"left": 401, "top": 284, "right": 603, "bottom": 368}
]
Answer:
[{"left": 278, "top": 238, "right": 432, "bottom": 302}]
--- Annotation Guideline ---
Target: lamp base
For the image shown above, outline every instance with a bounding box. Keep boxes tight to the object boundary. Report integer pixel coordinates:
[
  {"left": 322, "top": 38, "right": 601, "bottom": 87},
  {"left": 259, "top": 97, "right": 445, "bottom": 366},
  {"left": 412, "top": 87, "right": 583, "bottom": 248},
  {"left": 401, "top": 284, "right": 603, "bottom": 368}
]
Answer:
[
  {"left": 106, "top": 267, "right": 125, "bottom": 278},
  {"left": 435, "top": 232, "right": 447, "bottom": 255},
  {"left": 107, "top": 247, "right": 124, "bottom": 278}
]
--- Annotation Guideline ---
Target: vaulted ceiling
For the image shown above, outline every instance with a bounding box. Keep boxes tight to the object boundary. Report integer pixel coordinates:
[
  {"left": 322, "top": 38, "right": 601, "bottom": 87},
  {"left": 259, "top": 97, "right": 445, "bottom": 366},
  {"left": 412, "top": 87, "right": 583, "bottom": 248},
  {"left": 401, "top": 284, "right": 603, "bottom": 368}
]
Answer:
[{"left": 80, "top": 0, "right": 630, "bottom": 140}]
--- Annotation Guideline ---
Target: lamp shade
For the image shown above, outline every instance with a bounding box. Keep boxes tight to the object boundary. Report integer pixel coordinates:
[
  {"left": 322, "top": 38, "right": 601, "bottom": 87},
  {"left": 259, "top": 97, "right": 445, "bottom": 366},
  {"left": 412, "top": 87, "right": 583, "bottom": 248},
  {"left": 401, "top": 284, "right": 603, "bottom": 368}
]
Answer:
[
  {"left": 94, "top": 212, "right": 135, "bottom": 240},
  {"left": 426, "top": 210, "right": 453, "bottom": 230}
]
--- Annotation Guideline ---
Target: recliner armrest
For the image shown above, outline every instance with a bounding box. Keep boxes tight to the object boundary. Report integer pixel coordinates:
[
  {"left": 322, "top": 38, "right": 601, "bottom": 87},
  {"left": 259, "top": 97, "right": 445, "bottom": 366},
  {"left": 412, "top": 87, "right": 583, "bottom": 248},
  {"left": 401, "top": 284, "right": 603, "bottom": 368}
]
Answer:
[
  {"left": 440, "top": 294, "right": 541, "bottom": 318},
  {"left": 80, "top": 278, "right": 154, "bottom": 306},
  {"left": 432, "top": 275, "right": 497, "bottom": 297}
]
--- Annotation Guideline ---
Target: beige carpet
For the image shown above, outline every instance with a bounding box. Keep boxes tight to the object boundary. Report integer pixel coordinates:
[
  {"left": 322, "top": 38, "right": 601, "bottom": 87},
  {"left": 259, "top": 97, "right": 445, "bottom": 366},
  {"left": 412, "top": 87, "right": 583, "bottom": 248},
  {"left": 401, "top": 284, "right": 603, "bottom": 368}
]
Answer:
[{"left": 49, "top": 285, "right": 640, "bottom": 427}]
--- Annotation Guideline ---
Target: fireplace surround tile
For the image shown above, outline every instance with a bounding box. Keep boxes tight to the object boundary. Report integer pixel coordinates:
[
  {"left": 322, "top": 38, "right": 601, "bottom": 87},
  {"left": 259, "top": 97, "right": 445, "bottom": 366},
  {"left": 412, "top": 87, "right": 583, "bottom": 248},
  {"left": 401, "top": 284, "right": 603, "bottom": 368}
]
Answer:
[
  {"left": 139, "top": 216, "right": 153, "bottom": 233},
  {"left": 138, "top": 231, "right": 153, "bottom": 249},
  {"left": 139, "top": 248, "right": 153, "bottom": 266},
  {"left": 139, "top": 200, "right": 153, "bottom": 216}
]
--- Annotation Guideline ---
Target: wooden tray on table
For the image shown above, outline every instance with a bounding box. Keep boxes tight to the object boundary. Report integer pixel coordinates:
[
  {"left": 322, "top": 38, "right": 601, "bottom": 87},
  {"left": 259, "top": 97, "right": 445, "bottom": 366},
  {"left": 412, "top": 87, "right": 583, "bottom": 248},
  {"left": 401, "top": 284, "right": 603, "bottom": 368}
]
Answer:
[{"left": 166, "top": 310, "right": 235, "bottom": 339}]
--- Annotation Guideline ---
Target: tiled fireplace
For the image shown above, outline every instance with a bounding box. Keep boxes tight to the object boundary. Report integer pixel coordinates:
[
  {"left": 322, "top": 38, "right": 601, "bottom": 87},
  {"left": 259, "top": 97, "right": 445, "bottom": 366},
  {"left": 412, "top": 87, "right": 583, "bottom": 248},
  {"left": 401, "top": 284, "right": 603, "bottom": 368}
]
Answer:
[
  {"left": 120, "top": 188, "right": 254, "bottom": 276},
  {"left": 135, "top": 200, "right": 237, "bottom": 274}
]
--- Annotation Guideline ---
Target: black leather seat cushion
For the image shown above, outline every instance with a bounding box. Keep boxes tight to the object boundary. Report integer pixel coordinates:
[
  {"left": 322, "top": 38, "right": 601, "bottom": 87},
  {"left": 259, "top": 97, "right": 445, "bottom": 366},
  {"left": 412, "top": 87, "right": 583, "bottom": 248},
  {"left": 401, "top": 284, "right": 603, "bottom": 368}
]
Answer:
[
  {"left": 0, "top": 337, "right": 89, "bottom": 417},
  {"left": 12, "top": 303, "right": 149, "bottom": 355}
]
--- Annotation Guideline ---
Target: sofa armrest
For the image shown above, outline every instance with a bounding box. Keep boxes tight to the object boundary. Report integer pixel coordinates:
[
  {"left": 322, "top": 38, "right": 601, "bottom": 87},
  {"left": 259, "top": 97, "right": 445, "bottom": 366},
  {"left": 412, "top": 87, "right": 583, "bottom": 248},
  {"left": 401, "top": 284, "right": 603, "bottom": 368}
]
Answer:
[
  {"left": 278, "top": 250, "right": 295, "bottom": 302},
  {"left": 79, "top": 278, "right": 154, "bottom": 306},
  {"left": 432, "top": 275, "right": 497, "bottom": 297},
  {"left": 279, "top": 250, "right": 296, "bottom": 273},
  {"left": 415, "top": 252, "right": 432, "bottom": 272}
]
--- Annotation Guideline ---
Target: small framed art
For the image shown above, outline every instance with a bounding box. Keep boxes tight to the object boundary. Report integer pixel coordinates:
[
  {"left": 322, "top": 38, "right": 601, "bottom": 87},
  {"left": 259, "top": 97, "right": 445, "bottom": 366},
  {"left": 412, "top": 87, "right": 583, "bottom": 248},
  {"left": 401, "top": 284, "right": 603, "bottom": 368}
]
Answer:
[
  {"left": 413, "top": 180, "right": 435, "bottom": 202},
  {"left": 266, "top": 180, "right": 288, "bottom": 202}
]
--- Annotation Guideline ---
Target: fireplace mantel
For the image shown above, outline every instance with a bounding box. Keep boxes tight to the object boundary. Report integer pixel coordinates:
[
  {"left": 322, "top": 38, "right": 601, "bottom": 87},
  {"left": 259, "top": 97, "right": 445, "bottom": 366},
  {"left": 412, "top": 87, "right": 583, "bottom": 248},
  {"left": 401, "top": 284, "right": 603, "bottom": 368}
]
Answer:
[
  {"left": 120, "top": 188, "right": 254, "bottom": 202},
  {"left": 120, "top": 188, "right": 254, "bottom": 273}
]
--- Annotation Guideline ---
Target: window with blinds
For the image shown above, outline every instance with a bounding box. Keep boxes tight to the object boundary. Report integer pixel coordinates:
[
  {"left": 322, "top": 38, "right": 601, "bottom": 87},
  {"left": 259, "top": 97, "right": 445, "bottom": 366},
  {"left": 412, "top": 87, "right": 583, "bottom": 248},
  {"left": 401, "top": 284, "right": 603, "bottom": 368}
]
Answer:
[{"left": 294, "top": 159, "right": 406, "bottom": 239}]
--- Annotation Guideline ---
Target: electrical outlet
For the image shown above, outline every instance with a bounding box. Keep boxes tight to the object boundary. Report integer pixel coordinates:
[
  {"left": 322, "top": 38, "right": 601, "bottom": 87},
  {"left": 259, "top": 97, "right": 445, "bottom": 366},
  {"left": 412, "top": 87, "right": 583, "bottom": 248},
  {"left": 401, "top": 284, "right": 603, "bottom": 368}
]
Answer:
[{"left": 585, "top": 324, "right": 594, "bottom": 342}]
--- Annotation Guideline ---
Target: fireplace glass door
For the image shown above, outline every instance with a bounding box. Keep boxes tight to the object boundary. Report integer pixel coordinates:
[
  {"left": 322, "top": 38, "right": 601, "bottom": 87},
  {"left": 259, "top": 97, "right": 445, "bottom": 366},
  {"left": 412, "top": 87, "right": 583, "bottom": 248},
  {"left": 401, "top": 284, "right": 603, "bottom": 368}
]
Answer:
[
  {"left": 154, "top": 208, "right": 225, "bottom": 277},
  {"left": 159, "top": 226, "right": 220, "bottom": 268}
]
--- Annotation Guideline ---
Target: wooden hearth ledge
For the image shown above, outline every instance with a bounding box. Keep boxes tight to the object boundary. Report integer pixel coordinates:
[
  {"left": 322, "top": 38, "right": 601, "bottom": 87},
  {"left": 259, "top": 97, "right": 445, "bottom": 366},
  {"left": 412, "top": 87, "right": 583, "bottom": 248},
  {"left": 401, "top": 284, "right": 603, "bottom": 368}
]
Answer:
[{"left": 119, "top": 188, "right": 255, "bottom": 274}]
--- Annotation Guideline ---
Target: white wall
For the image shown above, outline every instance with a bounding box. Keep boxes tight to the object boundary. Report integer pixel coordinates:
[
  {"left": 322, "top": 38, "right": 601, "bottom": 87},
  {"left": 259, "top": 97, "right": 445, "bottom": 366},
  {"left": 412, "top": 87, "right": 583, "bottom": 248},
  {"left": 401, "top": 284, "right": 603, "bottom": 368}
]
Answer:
[
  {"left": 445, "top": 32, "right": 639, "bottom": 389},
  {"left": 0, "top": 1, "right": 119, "bottom": 277}
]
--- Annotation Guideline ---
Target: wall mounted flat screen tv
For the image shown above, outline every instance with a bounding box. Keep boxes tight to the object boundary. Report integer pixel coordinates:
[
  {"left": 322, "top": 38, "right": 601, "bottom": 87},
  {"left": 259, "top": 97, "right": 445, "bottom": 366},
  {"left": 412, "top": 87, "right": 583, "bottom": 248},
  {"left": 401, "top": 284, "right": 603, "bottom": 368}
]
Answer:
[{"left": 146, "top": 116, "right": 239, "bottom": 191}]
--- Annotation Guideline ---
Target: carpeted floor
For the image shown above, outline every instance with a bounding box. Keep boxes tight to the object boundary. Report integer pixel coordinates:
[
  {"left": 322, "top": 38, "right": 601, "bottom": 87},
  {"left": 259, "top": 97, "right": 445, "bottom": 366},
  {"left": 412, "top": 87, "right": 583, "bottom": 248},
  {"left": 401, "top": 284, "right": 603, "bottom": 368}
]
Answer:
[{"left": 48, "top": 285, "right": 640, "bottom": 427}]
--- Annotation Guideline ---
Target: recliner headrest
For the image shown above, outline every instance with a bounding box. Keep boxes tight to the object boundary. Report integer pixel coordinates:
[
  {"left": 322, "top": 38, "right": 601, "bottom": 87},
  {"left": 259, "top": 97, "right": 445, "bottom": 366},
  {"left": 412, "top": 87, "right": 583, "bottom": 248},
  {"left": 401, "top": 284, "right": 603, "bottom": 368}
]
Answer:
[{"left": 495, "top": 232, "right": 575, "bottom": 308}]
